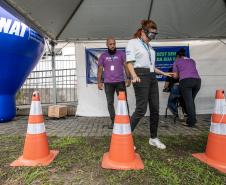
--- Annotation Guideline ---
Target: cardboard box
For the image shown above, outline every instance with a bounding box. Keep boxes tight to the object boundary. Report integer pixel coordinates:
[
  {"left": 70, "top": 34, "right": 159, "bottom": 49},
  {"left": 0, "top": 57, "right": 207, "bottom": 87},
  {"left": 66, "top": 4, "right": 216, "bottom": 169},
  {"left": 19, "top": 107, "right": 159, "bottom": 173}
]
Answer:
[{"left": 48, "top": 105, "right": 67, "bottom": 118}]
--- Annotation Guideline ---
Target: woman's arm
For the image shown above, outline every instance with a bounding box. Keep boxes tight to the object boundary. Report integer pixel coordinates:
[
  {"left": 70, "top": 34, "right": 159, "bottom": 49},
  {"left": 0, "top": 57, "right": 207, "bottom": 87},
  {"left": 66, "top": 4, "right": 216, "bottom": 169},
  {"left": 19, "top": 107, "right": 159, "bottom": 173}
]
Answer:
[
  {"left": 127, "top": 62, "right": 140, "bottom": 83},
  {"left": 123, "top": 62, "right": 131, "bottom": 86},
  {"left": 154, "top": 68, "right": 174, "bottom": 77}
]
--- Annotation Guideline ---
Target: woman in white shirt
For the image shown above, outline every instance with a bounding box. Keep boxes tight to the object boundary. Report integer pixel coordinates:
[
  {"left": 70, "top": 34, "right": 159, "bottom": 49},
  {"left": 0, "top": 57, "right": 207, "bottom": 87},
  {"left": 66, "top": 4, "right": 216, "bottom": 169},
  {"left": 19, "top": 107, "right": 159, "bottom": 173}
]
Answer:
[{"left": 126, "top": 20, "right": 171, "bottom": 149}]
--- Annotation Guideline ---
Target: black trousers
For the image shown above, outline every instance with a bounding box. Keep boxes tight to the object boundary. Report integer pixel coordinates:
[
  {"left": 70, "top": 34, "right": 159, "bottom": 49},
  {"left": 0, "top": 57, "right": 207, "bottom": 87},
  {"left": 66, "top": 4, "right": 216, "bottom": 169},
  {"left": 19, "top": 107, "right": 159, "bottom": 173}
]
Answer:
[
  {"left": 179, "top": 78, "right": 201, "bottom": 126},
  {"left": 131, "top": 68, "right": 159, "bottom": 138},
  {"left": 104, "top": 81, "right": 127, "bottom": 124}
]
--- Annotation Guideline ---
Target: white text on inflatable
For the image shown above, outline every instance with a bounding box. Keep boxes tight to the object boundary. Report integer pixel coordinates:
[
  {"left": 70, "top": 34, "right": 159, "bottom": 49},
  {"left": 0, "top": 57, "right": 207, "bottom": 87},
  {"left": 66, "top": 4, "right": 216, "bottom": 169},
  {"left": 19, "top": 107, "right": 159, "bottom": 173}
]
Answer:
[{"left": 0, "top": 17, "right": 27, "bottom": 37}]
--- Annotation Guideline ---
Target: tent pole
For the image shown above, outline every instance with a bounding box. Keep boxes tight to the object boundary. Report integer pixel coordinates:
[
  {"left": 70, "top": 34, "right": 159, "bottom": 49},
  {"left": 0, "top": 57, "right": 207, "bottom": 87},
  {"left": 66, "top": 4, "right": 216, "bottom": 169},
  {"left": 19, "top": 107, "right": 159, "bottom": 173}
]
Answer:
[
  {"left": 50, "top": 40, "right": 57, "bottom": 105},
  {"left": 148, "top": 0, "right": 154, "bottom": 20}
]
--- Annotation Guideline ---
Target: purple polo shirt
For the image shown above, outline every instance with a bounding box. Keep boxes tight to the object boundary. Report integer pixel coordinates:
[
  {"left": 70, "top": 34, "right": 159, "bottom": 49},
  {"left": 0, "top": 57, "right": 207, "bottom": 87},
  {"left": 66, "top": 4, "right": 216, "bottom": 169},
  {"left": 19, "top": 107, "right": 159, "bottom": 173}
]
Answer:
[
  {"left": 98, "top": 50, "right": 126, "bottom": 83},
  {"left": 173, "top": 57, "right": 200, "bottom": 81}
]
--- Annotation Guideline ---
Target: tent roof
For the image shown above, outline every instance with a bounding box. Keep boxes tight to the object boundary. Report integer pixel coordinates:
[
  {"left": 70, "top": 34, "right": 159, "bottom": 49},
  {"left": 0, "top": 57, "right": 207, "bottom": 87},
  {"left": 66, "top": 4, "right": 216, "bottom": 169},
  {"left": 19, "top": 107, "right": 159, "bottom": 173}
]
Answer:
[{"left": 2, "top": 0, "right": 226, "bottom": 41}]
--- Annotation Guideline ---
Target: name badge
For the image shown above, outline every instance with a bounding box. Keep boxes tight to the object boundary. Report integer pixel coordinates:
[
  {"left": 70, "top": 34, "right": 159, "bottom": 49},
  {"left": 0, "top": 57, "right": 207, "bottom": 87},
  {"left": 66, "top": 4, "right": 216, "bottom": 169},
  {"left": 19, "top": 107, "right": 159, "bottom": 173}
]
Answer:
[{"left": 110, "top": 65, "right": 115, "bottom": 71}]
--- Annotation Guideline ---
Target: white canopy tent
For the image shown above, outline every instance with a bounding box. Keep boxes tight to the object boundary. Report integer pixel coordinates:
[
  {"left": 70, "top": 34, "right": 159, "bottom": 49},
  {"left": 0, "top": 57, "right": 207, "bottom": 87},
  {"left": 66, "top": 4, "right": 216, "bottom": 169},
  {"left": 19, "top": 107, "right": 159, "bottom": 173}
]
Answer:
[
  {"left": 2, "top": 0, "right": 226, "bottom": 41},
  {"left": 1, "top": 0, "right": 226, "bottom": 116}
]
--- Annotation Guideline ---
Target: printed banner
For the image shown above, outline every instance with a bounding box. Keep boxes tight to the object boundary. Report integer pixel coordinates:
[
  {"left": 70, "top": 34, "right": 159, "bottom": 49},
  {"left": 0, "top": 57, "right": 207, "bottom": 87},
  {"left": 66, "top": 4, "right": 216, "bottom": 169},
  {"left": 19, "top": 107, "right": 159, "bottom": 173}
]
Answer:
[
  {"left": 86, "top": 46, "right": 189, "bottom": 83},
  {"left": 154, "top": 46, "right": 190, "bottom": 80}
]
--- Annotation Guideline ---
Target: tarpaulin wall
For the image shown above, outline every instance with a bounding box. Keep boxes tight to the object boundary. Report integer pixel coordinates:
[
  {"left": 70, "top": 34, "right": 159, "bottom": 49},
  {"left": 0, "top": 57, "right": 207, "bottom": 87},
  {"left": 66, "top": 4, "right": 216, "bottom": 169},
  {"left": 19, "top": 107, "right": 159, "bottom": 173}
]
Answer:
[{"left": 75, "top": 40, "right": 226, "bottom": 116}]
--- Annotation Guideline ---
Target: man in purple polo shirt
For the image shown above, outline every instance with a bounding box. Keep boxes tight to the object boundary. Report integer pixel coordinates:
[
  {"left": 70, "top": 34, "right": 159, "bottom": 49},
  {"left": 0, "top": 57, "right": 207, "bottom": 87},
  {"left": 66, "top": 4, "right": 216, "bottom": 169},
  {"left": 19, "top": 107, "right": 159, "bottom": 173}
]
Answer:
[{"left": 97, "top": 37, "right": 130, "bottom": 129}]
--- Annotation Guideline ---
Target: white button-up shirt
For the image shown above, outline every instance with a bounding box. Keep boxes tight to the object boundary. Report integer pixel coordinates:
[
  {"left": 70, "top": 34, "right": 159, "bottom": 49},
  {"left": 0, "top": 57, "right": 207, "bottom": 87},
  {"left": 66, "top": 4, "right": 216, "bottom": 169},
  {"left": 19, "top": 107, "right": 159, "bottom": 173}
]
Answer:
[{"left": 126, "top": 38, "right": 155, "bottom": 72}]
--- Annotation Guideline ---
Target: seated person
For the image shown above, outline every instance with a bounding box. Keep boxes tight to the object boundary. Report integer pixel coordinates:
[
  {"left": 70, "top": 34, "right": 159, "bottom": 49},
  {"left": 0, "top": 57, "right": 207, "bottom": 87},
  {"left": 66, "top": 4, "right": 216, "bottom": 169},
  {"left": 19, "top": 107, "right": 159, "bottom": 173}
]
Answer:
[{"left": 163, "top": 67, "right": 187, "bottom": 118}]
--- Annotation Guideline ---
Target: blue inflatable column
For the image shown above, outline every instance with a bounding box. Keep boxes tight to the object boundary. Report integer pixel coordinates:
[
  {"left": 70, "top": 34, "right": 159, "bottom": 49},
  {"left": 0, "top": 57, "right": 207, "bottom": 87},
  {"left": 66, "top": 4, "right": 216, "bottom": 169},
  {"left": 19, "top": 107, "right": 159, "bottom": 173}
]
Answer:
[{"left": 0, "top": 4, "right": 45, "bottom": 122}]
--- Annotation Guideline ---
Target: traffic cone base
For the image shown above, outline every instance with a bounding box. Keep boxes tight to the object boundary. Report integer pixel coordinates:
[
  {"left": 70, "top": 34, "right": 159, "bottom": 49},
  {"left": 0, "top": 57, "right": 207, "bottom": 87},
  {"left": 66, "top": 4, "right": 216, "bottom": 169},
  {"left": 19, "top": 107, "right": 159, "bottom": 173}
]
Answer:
[
  {"left": 102, "top": 152, "right": 144, "bottom": 170},
  {"left": 192, "top": 132, "right": 226, "bottom": 173},
  {"left": 192, "top": 153, "right": 226, "bottom": 173},
  {"left": 10, "top": 150, "right": 59, "bottom": 167},
  {"left": 102, "top": 134, "right": 144, "bottom": 170}
]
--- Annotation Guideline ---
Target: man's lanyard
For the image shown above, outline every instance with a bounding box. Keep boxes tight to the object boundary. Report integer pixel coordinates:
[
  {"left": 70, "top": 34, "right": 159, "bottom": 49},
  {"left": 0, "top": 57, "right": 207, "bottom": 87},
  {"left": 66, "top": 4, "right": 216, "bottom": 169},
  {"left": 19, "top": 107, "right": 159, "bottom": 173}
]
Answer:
[
  {"left": 110, "top": 55, "right": 115, "bottom": 62},
  {"left": 108, "top": 53, "right": 115, "bottom": 62},
  {"left": 140, "top": 39, "right": 152, "bottom": 65}
]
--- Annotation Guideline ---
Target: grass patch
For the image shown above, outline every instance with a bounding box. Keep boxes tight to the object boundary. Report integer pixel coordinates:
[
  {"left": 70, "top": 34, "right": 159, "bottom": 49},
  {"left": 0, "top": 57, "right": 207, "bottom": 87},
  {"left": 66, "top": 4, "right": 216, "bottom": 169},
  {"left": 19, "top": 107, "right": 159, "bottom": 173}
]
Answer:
[{"left": 0, "top": 134, "right": 225, "bottom": 185}]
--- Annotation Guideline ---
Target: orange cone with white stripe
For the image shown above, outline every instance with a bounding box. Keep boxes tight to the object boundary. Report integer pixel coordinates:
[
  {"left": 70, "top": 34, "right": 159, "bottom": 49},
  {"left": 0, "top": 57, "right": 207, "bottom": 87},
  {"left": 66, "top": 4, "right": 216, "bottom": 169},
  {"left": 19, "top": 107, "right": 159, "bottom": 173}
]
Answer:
[
  {"left": 192, "top": 89, "right": 226, "bottom": 173},
  {"left": 101, "top": 91, "right": 144, "bottom": 170},
  {"left": 10, "top": 91, "right": 59, "bottom": 166}
]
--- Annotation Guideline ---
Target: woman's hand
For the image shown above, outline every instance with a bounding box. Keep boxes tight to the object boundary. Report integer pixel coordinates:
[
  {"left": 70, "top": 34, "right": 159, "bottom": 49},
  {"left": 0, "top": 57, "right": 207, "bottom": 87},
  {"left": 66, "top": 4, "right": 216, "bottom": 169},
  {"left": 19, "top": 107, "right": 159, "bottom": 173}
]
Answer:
[
  {"left": 155, "top": 68, "right": 175, "bottom": 77},
  {"left": 97, "top": 82, "right": 104, "bottom": 90},
  {"left": 127, "top": 63, "right": 141, "bottom": 83},
  {"left": 162, "top": 72, "right": 175, "bottom": 77},
  {"left": 131, "top": 74, "right": 141, "bottom": 83}
]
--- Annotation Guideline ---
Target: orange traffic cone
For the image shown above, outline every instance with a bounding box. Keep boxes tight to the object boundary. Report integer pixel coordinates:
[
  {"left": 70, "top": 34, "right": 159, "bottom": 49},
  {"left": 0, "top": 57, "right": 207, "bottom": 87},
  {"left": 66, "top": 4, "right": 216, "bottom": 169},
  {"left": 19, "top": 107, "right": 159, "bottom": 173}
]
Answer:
[
  {"left": 192, "top": 89, "right": 226, "bottom": 173},
  {"left": 101, "top": 91, "right": 144, "bottom": 170},
  {"left": 10, "top": 91, "right": 59, "bottom": 166}
]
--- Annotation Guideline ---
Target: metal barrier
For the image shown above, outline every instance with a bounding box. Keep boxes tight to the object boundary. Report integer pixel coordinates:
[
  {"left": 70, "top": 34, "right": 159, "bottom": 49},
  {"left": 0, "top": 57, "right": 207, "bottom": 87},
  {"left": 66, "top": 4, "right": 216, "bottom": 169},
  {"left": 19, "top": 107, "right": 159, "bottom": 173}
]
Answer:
[{"left": 16, "top": 52, "right": 77, "bottom": 106}]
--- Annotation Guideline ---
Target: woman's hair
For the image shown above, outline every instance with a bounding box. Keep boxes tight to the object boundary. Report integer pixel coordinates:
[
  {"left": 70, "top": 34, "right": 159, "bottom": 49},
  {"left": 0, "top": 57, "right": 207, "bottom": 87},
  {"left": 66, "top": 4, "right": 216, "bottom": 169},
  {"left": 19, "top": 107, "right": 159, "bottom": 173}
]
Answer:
[
  {"left": 176, "top": 48, "right": 186, "bottom": 57},
  {"left": 133, "top": 20, "right": 157, "bottom": 38}
]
